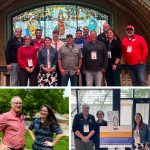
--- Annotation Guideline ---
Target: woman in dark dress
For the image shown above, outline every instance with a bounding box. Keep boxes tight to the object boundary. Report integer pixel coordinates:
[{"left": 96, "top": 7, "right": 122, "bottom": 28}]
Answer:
[
  {"left": 94, "top": 110, "right": 107, "bottom": 150},
  {"left": 28, "top": 104, "right": 63, "bottom": 150},
  {"left": 104, "top": 29, "right": 122, "bottom": 86}
]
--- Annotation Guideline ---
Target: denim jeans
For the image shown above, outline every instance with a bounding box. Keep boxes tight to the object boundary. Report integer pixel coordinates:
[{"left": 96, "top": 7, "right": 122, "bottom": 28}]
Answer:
[
  {"left": 10, "top": 63, "right": 19, "bottom": 86},
  {"left": 127, "top": 64, "right": 147, "bottom": 86},
  {"left": 61, "top": 74, "right": 78, "bottom": 86},
  {"left": 86, "top": 71, "right": 102, "bottom": 86}
]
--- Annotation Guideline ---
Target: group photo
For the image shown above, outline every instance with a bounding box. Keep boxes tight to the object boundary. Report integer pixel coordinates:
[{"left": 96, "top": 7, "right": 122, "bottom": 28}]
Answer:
[{"left": 0, "top": 0, "right": 150, "bottom": 150}]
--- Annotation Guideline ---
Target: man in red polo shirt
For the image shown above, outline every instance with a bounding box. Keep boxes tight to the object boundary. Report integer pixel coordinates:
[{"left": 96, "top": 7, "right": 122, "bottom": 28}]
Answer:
[
  {"left": 34, "top": 29, "right": 44, "bottom": 53},
  {"left": 121, "top": 25, "right": 148, "bottom": 86}
]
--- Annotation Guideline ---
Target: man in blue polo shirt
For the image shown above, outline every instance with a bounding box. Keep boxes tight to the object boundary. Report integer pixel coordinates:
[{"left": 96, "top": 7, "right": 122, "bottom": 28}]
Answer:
[
  {"left": 72, "top": 103, "right": 95, "bottom": 150},
  {"left": 74, "top": 29, "right": 87, "bottom": 86}
]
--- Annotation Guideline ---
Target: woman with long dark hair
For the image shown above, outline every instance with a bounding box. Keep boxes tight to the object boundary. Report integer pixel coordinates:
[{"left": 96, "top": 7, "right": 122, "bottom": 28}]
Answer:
[
  {"left": 104, "top": 29, "right": 122, "bottom": 86},
  {"left": 133, "top": 113, "right": 149, "bottom": 150},
  {"left": 28, "top": 104, "right": 63, "bottom": 150}
]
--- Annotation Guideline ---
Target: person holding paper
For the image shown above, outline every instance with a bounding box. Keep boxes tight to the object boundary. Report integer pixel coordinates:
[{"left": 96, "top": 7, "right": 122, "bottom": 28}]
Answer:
[
  {"left": 17, "top": 35, "right": 37, "bottom": 86},
  {"left": 72, "top": 103, "right": 95, "bottom": 150},
  {"left": 121, "top": 25, "right": 148, "bottom": 86},
  {"left": 94, "top": 110, "right": 107, "bottom": 150},
  {"left": 38, "top": 37, "right": 58, "bottom": 86},
  {"left": 133, "top": 113, "right": 150, "bottom": 150}
]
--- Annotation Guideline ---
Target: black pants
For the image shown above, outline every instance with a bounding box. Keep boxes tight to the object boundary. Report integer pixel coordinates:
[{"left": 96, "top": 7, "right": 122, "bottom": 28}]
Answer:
[
  {"left": 19, "top": 69, "right": 37, "bottom": 86},
  {"left": 56, "top": 64, "right": 61, "bottom": 86}
]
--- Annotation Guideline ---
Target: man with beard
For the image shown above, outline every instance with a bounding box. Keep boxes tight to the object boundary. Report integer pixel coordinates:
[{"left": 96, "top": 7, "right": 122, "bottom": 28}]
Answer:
[{"left": 121, "top": 25, "right": 148, "bottom": 86}]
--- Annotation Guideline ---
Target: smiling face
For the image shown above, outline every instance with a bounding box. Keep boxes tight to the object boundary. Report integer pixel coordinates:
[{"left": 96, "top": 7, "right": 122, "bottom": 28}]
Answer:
[
  {"left": 126, "top": 28, "right": 134, "bottom": 37},
  {"left": 45, "top": 38, "right": 52, "bottom": 47},
  {"left": 107, "top": 30, "right": 114, "bottom": 40},
  {"left": 135, "top": 114, "right": 142, "bottom": 124},
  {"left": 40, "top": 106, "right": 49, "bottom": 118},
  {"left": 83, "top": 27, "right": 89, "bottom": 36},
  {"left": 76, "top": 31, "right": 82, "bottom": 39},
  {"left": 97, "top": 111, "right": 104, "bottom": 121},
  {"left": 11, "top": 97, "right": 22, "bottom": 113},
  {"left": 15, "top": 29, "right": 22, "bottom": 39},
  {"left": 24, "top": 36, "right": 31, "bottom": 46},
  {"left": 35, "top": 30, "right": 42, "bottom": 39},
  {"left": 103, "top": 23, "right": 110, "bottom": 33},
  {"left": 90, "top": 31, "right": 97, "bottom": 42},
  {"left": 82, "top": 105, "right": 89, "bottom": 116}
]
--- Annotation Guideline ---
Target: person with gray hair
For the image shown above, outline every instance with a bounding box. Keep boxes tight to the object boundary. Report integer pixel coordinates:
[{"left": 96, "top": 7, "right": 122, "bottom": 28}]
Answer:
[
  {"left": 72, "top": 103, "right": 95, "bottom": 150},
  {"left": 94, "top": 110, "right": 107, "bottom": 150},
  {"left": 0, "top": 96, "right": 25, "bottom": 150},
  {"left": 17, "top": 35, "right": 38, "bottom": 86},
  {"left": 5, "top": 28, "right": 24, "bottom": 86}
]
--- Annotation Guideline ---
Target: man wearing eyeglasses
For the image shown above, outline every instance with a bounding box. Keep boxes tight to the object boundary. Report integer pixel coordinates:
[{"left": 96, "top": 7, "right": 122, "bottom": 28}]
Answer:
[
  {"left": 0, "top": 96, "right": 25, "bottom": 150},
  {"left": 72, "top": 104, "right": 95, "bottom": 150}
]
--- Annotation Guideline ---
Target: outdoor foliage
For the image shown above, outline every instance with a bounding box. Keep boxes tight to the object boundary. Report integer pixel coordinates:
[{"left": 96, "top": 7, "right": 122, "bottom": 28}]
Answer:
[{"left": 0, "top": 89, "right": 69, "bottom": 119}]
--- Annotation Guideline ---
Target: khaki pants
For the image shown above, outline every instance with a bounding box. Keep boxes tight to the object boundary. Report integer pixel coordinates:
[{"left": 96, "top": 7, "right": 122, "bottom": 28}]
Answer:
[{"left": 75, "top": 138, "right": 94, "bottom": 150}]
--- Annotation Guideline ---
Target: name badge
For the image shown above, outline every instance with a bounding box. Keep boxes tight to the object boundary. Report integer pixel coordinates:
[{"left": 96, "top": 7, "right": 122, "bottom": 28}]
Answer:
[
  {"left": 127, "top": 46, "right": 132, "bottom": 52},
  {"left": 28, "top": 59, "right": 33, "bottom": 67},
  {"left": 84, "top": 124, "right": 89, "bottom": 133},
  {"left": 108, "top": 51, "right": 112, "bottom": 58},
  {"left": 91, "top": 51, "right": 97, "bottom": 60}
]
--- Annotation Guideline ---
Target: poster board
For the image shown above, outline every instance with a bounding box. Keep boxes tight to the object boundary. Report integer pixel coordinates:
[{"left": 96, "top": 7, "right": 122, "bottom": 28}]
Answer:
[{"left": 100, "top": 125, "right": 132, "bottom": 148}]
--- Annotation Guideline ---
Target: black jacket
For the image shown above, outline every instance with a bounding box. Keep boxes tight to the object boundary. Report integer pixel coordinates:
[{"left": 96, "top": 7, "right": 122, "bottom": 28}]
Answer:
[
  {"left": 72, "top": 113, "right": 96, "bottom": 141},
  {"left": 82, "top": 41, "right": 108, "bottom": 71},
  {"left": 5, "top": 36, "right": 24, "bottom": 64}
]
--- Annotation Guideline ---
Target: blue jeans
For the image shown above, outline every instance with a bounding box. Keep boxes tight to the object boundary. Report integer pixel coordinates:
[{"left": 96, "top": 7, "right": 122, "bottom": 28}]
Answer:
[
  {"left": 61, "top": 74, "right": 78, "bottom": 86},
  {"left": 127, "top": 64, "right": 147, "bottom": 86},
  {"left": 86, "top": 71, "right": 102, "bottom": 86},
  {"left": 10, "top": 63, "right": 19, "bottom": 86}
]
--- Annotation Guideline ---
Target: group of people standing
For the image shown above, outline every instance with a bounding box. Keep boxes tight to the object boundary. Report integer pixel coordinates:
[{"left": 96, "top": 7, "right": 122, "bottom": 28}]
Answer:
[
  {"left": 0, "top": 96, "right": 63, "bottom": 150},
  {"left": 72, "top": 104, "right": 150, "bottom": 150},
  {"left": 5, "top": 23, "right": 148, "bottom": 86}
]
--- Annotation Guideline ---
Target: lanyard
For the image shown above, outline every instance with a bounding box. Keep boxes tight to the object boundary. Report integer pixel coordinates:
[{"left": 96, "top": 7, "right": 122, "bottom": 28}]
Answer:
[
  {"left": 108, "top": 43, "right": 111, "bottom": 51},
  {"left": 92, "top": 43, "right": 97, "bottom": 51}
]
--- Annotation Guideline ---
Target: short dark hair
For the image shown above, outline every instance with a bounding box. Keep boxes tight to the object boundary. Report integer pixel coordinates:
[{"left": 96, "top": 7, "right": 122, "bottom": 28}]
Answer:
[
  {"left": 45, "top": 37, "right": 52, "bottom": 41},
  {"left": 66, "top": 34, "right": 73, "bottom": 38},
  {"left": 76, "top": 29, "right": 82, "bottom": 33},
  {"left": 53, "top": 30, "right": 59, "bottom": 34},
  {"left": 35, "top": 29, "right": 42, "bottom": 33}
]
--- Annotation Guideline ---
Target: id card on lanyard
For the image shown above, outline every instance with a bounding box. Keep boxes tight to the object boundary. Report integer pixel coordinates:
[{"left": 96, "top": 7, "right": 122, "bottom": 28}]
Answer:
[
  {"left": 83, "top": 124, "right": 89, "bottom": 133},
  {"left": 108, "top": 43, "right": 112, "bottom": 58},
  {"left": 127, "top": 38, "right": 132, "bottom": 53},
  {"left": 91, "top": 44, "right": 97, "bottom": 60},
  {"left": 27, "top": 47, "right": 33, "bottom": 67}
]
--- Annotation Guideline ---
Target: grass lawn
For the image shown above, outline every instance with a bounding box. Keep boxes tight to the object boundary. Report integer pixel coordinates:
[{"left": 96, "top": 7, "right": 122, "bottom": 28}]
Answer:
[{"left": 0, "top": 131, "right": 69, "bottom": 150}]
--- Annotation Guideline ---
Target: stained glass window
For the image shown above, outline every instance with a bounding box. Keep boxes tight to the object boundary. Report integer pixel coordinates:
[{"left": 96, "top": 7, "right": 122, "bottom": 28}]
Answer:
[{"left": 13, "top": 5, "right": 109, "bottom": 38}]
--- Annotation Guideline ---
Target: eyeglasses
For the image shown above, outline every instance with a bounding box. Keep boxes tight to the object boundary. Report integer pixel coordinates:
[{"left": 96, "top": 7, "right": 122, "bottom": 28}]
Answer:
[
  {"left": 12, "top": 102, "right": 22, "bottom": 105},
  {"left": 25, "top": 39, "right": 31, "bottom": 41}
]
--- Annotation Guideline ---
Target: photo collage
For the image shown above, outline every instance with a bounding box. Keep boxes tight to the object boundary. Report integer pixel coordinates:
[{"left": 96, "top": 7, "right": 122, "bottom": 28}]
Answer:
[{"left": 0, "top": 1, "right": 150, "bottom": 150}]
